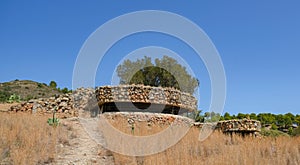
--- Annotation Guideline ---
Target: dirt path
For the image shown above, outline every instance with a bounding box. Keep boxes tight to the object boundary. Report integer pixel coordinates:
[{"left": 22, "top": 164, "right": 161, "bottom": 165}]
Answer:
[{"left": 53, "top": 117, "right": 115, "bottom": 165}]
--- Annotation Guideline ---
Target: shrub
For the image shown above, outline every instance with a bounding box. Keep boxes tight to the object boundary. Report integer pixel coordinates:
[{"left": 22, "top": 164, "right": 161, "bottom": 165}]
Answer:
[
  {"left": 271, "top": 123, "right": 278, "bottom": 130},
  {"left": 0, "top": 91, "right": 11, "bottom": 102},
  {"left": 49, "top": 81, "right": 57, "bottom": 89},
  {"left": 261, "top": 128, "right": 289, "bottom": 137},
  {"left": 292, "top": 127, "right": 300, "bottom": 136},
  {"left": 61, "top": 87, "right": 70, "bottom": 94},
  {"left": 37, "top": 83, "right": 43, "bottom": 88},
  {"left": 7, "top": 94, "right": 20, "bottom": 103},
  {"left": 47, "top": 118, "right": 59, "bottom": 127}
]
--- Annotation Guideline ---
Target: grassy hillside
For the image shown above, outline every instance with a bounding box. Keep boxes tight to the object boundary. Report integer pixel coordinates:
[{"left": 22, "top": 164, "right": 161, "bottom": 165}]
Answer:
[{"left": 0, "top": 80, "right": 63, "bottom": 102}]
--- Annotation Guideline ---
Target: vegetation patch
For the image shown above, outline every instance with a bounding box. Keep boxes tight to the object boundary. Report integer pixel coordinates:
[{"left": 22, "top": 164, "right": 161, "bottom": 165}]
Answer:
[{"left": 0, "top": 80, "right": 71, "bottom": 102}]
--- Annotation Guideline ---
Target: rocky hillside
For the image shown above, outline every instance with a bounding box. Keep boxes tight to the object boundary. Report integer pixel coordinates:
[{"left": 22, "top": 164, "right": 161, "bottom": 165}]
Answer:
[{"left": 0, "top": 80, "right": 64, "bottom": 102}]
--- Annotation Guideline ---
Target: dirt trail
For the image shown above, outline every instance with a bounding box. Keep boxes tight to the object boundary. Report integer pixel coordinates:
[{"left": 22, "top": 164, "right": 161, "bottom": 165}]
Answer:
[{"left": 53, "top": 117, "right": 115, "bottom": 165}]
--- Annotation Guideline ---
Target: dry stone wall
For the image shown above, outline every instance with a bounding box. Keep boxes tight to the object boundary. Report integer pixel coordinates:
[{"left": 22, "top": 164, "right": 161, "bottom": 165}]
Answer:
[
  {"left": 95, "top": 85, "right": 197, "bottom": 111},
  {"left": 194, "top": 119, "right": 261, "bottom": 133},
  {"left": 103, "top": 112, "right": 194, "bottom": 126},
  {"left": 216, "top": 119, "right": 261, "bottom": 132},
  {"left": 101, "top": 113, "right": 261, "bottom": 135},
  {"left": 9, "top": 88, "right": 95, "bottom": 118}
]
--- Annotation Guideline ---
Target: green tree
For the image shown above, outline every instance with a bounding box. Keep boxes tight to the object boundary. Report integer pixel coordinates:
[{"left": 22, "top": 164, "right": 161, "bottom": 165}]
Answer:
[
  {"left": 295, "top": 115, "right": 300, "bottom": 126},
  {"left": 203, "top": 112, "right": 220, "bottom": 122},
  {"left": 250, "top": 113, "right": 257, "bottom": 120},
  {"left": 194, "top": 110, "right": 204, "bottom": 122},
  {"left": 271, "top": 123, "right": 278, "bottom": 130},
  {"left": 117, "top": 56, "right": 199, "bottom": 94},
  {"left": 276, "top": 114, "right": 286, "bottom": 127},
  {"left": 211, "top": 112, "right": 221, "bottom": 122},
  {"left": 49, "top": 81, "right": 57, "bottom": 89},
  {"left": 204, "top": 112, "right": 210, "bottom": 119},
  {"left": 61, "top": 87, "right": 70, "bottom": 94},
  {"left": 258, "top": 113, "right": 276, "bottom": 125},
  {"left": 237, "top": 113, "right": 246, "bottom": 119},
  {"left": 283, "top": 113, "right": 294, "bottom": 127},
  {"left": 223, "top": 112, "right": 231, "bottom": 120}
]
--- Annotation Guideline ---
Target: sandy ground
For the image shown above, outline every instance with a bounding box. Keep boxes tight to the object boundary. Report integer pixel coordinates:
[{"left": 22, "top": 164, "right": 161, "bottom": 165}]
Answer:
[{"left": 52, "top": 117, "right": 115, "bottom": 165}]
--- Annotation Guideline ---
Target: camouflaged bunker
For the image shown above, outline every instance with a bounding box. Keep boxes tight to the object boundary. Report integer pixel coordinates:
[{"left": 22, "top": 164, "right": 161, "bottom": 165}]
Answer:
[{"left": 95, "top": 84, "right": 197, "bottom": 114}]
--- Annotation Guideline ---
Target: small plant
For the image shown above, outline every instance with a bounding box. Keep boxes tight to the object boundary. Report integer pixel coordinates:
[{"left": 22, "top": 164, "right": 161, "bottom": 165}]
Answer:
[
  {"left": 7, "top": 94, "right": 21, "bottom": 103},
  {"left": 37, "top": 83, "right": 43, "bottom": 88},
  {"left": 47, "top": 107, "right": 59, "bottom": 127},
  {"left": 47, "top": 118, "right": 59, "bottom": 127}
]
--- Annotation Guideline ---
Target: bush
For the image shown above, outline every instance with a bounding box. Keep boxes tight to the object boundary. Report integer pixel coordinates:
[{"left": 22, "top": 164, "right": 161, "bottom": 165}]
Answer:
[
  {"left": 0, "top": 91, "right": 11, "bottom": 102},
  {"left": 261, "top": 128, "right": 290, "bottom": 137},
  {"left": 271, "top": 123, "right": 278, "bottom": 130},
  {"left": 61, "top": 87, "right": 71, "bottom": 94},
  {"left": 49, "top": 81, "right": 57, "bottom": 89},
  {"left": 292, "top": 127, "right": 300, "bottom": 136},
  {"left": 7, "top": 94, "right": 20, "bottom": 103},
  {"left": 37, "top": 83, "right": 43, "bottom": 88}
]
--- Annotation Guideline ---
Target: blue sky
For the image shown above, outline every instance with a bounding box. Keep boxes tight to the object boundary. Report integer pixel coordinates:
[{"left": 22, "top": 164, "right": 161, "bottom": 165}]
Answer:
[{"left": 0, "top": 1, "right": 299, "bottom": 115}]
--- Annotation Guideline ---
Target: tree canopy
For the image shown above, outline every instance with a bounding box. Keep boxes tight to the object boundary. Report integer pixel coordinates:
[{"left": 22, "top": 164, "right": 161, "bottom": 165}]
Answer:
[
  {"left": 116, "top": 56, "right": 199, "bottom": 94},
  {"left": 49, "top": 81, "right": 57, "bottom": 89}
]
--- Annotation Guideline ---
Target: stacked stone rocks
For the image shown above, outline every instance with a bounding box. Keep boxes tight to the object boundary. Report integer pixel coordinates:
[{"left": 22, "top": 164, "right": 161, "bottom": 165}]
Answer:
[
  {"left": 95, "top": 85, "right": 197, "bottom": 111},
  {"left": 193, "top": 119, "right": 261, "bottom": 135},
  {"left": 73, "top": 87, "right": 96, "bottom": 111},
  {"left": 10, "top": 94, "right": 76, "bottom": 117},
  {"left": 216, "top": 119, "right": 261, "bottom": 132},
  {"left": 9, "top": 88, "right": 95, "bottom": 118},
  {"left": 102, "top": 112, "right": 194, "bottom": 126}
]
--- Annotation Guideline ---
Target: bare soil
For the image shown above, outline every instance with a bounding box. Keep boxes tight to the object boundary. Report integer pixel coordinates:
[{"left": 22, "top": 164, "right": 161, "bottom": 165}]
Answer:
[{"left": 53, "top": 117, "right": 115, "bottom": 165}]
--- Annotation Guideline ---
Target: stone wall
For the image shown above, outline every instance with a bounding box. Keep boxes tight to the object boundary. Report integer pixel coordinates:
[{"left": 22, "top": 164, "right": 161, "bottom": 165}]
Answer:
[
  {"left": 101, "top": 112, "right": 261, "bottom": 135},
  {"left": 216, "top": 119, "right": 261, "bottom": 132},
  {"left": 102, "top": 112, "right": 194, "bottom": 126},
  {"left": 194, "top": 119, "right": 261, "bottom": 133},
  {"left": 95, "top": 85, "right": 197, "bottom": 112},
  {"left": 9, "top": 88, "right": 95, "bottom": 118}
]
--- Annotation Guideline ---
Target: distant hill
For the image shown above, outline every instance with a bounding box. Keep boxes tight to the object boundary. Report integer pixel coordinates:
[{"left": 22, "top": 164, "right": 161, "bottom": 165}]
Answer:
[{"left": 0, "top": 80, "right": 63, "bottom": 102}]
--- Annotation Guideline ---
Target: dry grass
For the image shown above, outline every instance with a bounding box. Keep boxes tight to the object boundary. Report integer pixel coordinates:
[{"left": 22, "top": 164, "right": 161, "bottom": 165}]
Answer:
[
  {"left": 0, "top": 113, "right": 68, "bottom": 165},
  {"left": 1, "top": 113, "right": 300, "bottom": 165},
  {"left": 110, "top": 119, "right": 300, "bottom": 165}
]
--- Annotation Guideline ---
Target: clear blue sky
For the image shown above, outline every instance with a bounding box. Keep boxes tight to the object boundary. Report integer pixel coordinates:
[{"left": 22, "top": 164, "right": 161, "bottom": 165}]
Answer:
[{"left": 1, "top": 1, "right": 299, "bottom": 115}]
